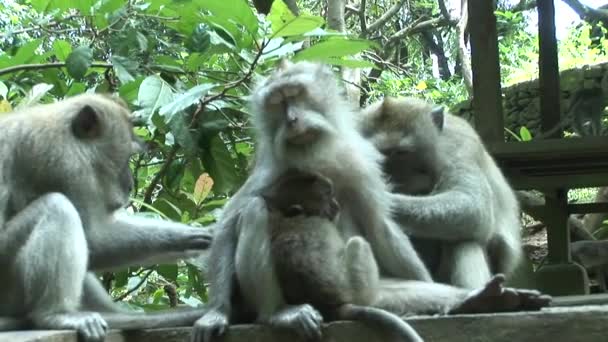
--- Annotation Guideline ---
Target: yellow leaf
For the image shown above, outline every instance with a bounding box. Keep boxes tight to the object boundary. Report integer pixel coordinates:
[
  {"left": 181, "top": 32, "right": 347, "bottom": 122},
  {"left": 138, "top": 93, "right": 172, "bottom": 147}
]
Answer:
[
  {"left": 0, "top": 100, "right": 12, "bottom": 113},
  {"left": 193, "top": 173, "right": 214, "bottom": 206},
  {"left": 415, "top": 81, "right": 427, "bottom": 90}
]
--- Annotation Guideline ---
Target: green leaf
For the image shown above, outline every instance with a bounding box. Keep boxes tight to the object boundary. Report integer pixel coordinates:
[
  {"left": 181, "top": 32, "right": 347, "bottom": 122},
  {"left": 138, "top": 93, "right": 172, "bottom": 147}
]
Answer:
[
  {"left": 168, "top": 111, "right": 198, "bottom": 155},
  {"left": 268, "top": 1, "right": 324, "bottom": 37},
  {"left": 137, "top": 75, "right": 174, "bottom": 114},
  {"left": 66, "top": 46, "right": 93, "bottom": 80},
  {"left": 196, "top": 0, "right": 258, "bottom": 35},
  {"left": 73, "top": 0, "right": 95, "bottom": 15},
  {"left": 98, "top": 0, "right": 126, "bottom": 13},
  {"left": 66, "top": 83, "right": 86, "bottom": 97},
  {"left": 186, "top": 23, "right": 212, "bottom": 53},
  {"left": 114, "top": 270, "right": 129, "bottom": 288},
  {"left": 157, "top": 264, "right": 179, "bottom": 282},
  {"left": 52, "top": 40, "right": 72, "bottom": 61},
  {"left": 30, "top": 0, "right": 50, "bottom": 12},
  {"left": 160, "top": 83, "right": 216, "bottom": 118},
  {"left": 519, "top": 126, "right": 533, "bottom": 141},
  {"left": 13, "top": 39, "right": 42, "bottom": 65},
  {"left": 0, "top": 82, "right": 8, "bottom": 100},
  {"left": 200, "top": 135, "right": 239, "bottom": 194},
  {"left": 294, "top": 38, "right": 373, "bottom": 61},
  {"left": 15, "top": 83, "right": 54, "bottom": 110},
  {"left": 119, "top": 77, "right": 144, "bottom": 104},
  {"left": 110, "top": 55, "right": 138, "bottom": 84},
  {"left": 317, "top": 57, "right": 375, "bottom": 69}
]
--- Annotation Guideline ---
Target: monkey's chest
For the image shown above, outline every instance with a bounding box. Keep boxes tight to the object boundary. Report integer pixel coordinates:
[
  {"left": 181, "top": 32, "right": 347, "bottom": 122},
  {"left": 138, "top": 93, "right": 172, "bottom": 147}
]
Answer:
[{"left": 270, "top": 230, "right": 349, "bottom": 312}]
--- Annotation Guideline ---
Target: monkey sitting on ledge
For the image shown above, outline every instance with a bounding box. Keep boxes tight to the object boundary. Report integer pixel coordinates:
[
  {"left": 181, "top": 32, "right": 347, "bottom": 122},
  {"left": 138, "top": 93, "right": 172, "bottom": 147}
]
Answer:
[{"left": 0, "top": 94, "right": 212, "bottom": 342}]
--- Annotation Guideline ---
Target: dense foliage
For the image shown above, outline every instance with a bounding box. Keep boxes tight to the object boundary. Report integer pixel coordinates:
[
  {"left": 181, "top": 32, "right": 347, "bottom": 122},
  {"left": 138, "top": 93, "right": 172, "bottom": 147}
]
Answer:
[{"left": 1, "top": 0, "right": 606, "bottom": 310}]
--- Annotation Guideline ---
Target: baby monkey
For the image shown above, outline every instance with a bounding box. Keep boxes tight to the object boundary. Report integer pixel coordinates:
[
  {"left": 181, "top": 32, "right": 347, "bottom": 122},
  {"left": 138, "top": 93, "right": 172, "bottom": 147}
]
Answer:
[{"left": 261, "top": 169, "right": 423, "bottom": 342}]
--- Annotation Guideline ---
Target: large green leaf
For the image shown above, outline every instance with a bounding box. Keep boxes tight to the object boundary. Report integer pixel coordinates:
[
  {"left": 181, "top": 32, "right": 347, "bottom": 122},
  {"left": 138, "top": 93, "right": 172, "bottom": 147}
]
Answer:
[
  {"left": 268, "top": 1, "right": 324, "bottom": 37},
  {"left": 200, "top": 135, "right": 239, "bottom": 194},
  {"left": 52, "top": 40, "right": 72, "bottom": 61},
  {"left": 66, "top": 46, "right": 93, "bottom": 80},
  {"left": 196, "top": 0, "right": 258, "bottom": 36},
  {"left": 294, "top": 38, "right": 373, "bottom": 61},
  {"left": 168, "top": 111, "right": 198, "bottom": 156},
  {"left": 157, "top": 264, "right": 179, "bottom": 282},
  {"left": 12, "top": 39, "right": 42, "bottom": 65},
  {"left": 137, "top": 75, "right": 174, "bottom": 114},
  {"left": 159, "top": 83, "right": 217, "bottom": 119},
  {"left": 110, "top": 55, "right": 138, "bottom": 84}
]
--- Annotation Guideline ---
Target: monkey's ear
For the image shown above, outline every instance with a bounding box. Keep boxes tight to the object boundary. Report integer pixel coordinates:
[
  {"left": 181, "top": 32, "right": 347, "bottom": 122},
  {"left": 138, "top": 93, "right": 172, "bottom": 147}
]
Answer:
[
  {"left": 72, "top": 105, "right": 102, "bottom": 139},
  {"left": 430, "top": 106, "right": 445, "bottom": 131}
]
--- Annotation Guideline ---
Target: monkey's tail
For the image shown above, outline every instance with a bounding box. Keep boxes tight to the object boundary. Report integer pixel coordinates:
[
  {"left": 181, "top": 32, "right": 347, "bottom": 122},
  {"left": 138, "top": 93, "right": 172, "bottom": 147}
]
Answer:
[
  {"left": 337, "top": 304, "right": 424, "bottom": 342},
  {"left": 102, "top": 307, "right": 209, "bottom": 330}
]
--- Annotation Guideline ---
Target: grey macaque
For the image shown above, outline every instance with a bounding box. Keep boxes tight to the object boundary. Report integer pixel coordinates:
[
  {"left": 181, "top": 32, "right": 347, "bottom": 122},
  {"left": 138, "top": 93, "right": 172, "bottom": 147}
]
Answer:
[
  {"left": 0, "top": 94, "right": 212, "bottom": 341},
  {"left": 359, "top": 97, "right": 523, "bottom": 289},
  {"left": 192, "top": 61, "right": 551, "bottom": 342},
  {"left": 262, "top": 169, "right": 423, "bottom": 341}
]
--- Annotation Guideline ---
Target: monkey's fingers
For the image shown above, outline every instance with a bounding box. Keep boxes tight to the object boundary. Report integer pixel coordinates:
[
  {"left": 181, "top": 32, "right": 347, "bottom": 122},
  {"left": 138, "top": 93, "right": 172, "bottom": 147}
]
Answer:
[
  {"left": 191, "top": 310, "right": 229, "bottom": 342},
  {"left": 74, "top": 312, "right": 108, "bottom": 342}
]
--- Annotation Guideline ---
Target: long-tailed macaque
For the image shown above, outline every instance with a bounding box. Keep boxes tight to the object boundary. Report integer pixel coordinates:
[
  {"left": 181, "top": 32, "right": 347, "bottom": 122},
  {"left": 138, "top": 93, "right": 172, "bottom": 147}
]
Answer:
[
  {"left": 192, "top": 61, "right": 551, "bottom": 342},
  {"left": 0, "top": 94, "right": 212, "bottom": 341},
  {"left": 261, "top": 169, "right": 423, "bottom": 341},
  {"left": 359, "top": 97, "right": 522, "bottom": 289}
]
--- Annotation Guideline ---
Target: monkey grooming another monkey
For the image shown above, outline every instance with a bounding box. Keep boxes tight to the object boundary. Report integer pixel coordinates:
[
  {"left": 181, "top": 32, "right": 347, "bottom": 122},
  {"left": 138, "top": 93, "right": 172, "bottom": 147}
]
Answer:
[
  {"left": 0, "top": 94, "right": 212, "bottom": 341},
  {"left": 360, "top": 96, "right": 522, "bottom": 289},
  {"left": 193, "top": 61, "right": 551, "bottom": 342},
  {"left": 262, "top": 169, "right": 423, "bottom": 342}
]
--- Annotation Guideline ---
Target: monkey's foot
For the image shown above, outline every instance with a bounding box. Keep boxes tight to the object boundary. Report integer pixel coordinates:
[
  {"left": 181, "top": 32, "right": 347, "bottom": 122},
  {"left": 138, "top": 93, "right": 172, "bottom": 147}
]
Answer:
[
  {"left": 449, "top": 274, "right": 552, "bottom": 314},
  {"left": 191, "top": 309, "right": 229, "bottom": 342},
  {"left": 33, "top": 312, "right": 108, "bottom": 342},
  {"left": 268, "top": 304, "right": 324, "bottom": 341}
]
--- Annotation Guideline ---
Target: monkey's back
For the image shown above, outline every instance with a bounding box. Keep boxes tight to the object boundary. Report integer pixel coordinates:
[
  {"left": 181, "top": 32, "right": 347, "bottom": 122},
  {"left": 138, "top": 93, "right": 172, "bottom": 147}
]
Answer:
[{"left": 270, "top": 216, "right": 351, "bottom": 315}]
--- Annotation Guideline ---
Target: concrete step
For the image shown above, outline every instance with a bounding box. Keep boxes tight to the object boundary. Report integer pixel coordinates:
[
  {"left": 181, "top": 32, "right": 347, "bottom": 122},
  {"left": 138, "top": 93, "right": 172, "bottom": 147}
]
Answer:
[{"left": 2, "top": 305, "right": 607, "bottom": 342}]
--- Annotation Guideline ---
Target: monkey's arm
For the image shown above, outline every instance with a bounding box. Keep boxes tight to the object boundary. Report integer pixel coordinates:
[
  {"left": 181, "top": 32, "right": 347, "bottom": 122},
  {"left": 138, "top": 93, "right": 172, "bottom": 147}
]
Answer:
[
  {"left": 87, "top": 213, "right": 213, "bottom": 271},
  {"left": 390, "top": 176, "right": 491, "bottom": 242},
  {"left": 192, "top": 213, "right": 241, "bottom": 342}
]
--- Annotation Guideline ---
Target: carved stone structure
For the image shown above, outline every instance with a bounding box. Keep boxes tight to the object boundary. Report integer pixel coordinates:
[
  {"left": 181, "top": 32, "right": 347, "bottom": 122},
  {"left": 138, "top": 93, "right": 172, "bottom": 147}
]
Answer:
[{"left": 451, "top": 62, "right": 608, "bottom": 138}]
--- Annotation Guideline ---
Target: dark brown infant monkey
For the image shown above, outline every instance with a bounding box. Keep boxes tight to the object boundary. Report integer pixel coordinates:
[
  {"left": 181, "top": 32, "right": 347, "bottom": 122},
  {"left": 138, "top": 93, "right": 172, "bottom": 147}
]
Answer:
[{"left": 261, "top": 169, "right": 423, "bottom": 342}]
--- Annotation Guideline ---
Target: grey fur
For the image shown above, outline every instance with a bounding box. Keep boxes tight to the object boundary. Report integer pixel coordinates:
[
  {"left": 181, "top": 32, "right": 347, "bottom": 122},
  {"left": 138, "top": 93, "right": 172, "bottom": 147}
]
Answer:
[
  {"left": 360, "top": 96, "right": 522, "bottom": 289},
  {"left": 192, "top": 62, "right": 551, "bottom": 342},
  {"left": 0, "top": 94, "right": 211, "bottom": 341}
]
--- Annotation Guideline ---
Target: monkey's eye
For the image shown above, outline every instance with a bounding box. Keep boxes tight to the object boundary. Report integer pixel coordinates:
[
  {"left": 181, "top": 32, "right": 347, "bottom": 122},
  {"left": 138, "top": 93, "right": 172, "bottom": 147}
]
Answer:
[{"left": 285, "top": 204, "right": 304, "bottom": 217}]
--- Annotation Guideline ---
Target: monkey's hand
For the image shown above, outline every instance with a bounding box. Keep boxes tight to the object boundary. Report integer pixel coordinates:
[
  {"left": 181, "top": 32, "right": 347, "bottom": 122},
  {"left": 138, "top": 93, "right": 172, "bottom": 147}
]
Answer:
[
  {"left": 178, "top": 228, "right": 213, "bottom": 250},
  {"left": 449, "top": 274, "right": 552, "bottom": 314},
  {"left": 191, "top": 308, "right": 229, "bottom": 342},
  {"left": 268, "top": 304, "right": 324, "bottom": 341},
  {"left": 33, "top": 312, "right": 108, "bottom": 342}
]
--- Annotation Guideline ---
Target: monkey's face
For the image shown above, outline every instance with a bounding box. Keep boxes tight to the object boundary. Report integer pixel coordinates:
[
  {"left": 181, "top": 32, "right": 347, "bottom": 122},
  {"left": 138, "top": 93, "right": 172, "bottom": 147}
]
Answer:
[
  {"left": 261, "top": 169, "right": 340, "bottom": 221},
  {"left": 251, "top": 62, "right": 341, "bottom": 153},
  {"left": 68, "top": 95, "right": 144, "bottom": 212},
  {"left": 360, "top": 97, "right": 444, "bottom": 194}
]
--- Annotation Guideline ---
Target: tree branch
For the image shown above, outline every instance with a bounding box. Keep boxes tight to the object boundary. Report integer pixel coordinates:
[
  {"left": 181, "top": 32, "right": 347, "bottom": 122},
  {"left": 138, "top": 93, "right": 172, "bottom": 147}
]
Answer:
[
  {"left": 0, "top": 62, "right": 112, "bottom": 76},
  {"left": 437, "top": 0, "right": 453, "bottom": 21},
  {"left": 388, "top": 17, "right": 454, "bottom": 44},
  {"left": 562, "top": 0, "right": 608, "bottom": 22},
  {"left": 367, "top": 0, "right": 407, "bottom": 33},
  {"left": 456, "top": 0, "right": 473, "bottom": 95},
  {"left": 359, "top": 0, "right": 367, "bottom": 35}
]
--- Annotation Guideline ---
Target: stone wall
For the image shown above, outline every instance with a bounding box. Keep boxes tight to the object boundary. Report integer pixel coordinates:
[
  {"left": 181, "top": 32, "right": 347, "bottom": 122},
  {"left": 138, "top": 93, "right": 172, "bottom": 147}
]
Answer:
[{"left": 450, "top": 62, "right": 608, "bottom": 138}]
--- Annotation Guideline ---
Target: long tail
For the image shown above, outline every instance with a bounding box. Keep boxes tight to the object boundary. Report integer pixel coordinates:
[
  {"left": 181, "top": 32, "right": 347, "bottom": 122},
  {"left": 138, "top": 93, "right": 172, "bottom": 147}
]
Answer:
[
  {"left": 102, "top": 307, "right": 209, "bottom": 330},
  {"left": 0, "top": 307, "right": 208, "bottom": 332},
  {"left": 337, "top": 304, "right": 423, "bottom": 342}
]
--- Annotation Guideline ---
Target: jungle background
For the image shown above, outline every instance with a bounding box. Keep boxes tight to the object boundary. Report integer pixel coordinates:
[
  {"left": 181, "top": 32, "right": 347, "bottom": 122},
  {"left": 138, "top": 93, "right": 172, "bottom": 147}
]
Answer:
[{"left": 1, "top": 0, "right": 607, "bottom": 311}]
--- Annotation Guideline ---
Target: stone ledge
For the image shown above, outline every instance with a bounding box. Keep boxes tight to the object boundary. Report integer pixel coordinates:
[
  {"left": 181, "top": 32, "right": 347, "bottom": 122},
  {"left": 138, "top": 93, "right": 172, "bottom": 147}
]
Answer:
[{"left": 3, "top": 305, "right": 608, "bottom": 342}]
